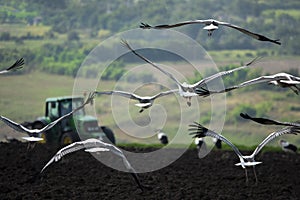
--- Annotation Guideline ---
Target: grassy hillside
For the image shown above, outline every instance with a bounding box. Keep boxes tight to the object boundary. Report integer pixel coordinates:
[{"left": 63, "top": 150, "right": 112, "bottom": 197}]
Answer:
[{"left": 0, "top": 0, "right": 300, "bottom": 77}]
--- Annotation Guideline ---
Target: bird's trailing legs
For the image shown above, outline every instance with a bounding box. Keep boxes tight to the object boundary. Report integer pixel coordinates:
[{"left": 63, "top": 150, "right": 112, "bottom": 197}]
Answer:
[
  {"left": 243, "top": 166, "right": 258, "bottom": 186},
  {"left": 208, "top": 30, "right": 213, "bottom": 36},
  {"left": 186, "top": 97, "right": 191, "bottom": 106},
  {"left": 253, "top": 166, "right": 258, "bottom": 185},
  {"left": 26, "top": 142, "right": 37, "bottom": 151},
  {"left": 244, "top": 168, "right": 249, "bottom": 186}
]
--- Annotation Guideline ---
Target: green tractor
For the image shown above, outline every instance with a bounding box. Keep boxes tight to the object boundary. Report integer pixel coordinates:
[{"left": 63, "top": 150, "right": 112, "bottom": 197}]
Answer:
[{"left": 23, "top": 96, "right": 115, "bottom": 147}]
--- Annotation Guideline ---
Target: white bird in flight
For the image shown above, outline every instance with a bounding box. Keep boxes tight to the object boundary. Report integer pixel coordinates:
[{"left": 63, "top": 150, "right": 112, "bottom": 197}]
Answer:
[
  {"left": 121, "top": 39, "right": 260, "bottom": 106},
  {"left": 189, "top": 122, "right": 256, "bottom": 183},
  {"left": 140, "top": 19, "right": 281, "bottom": 45},
  {"left": 240, "top": 126, "right": 300, "bottom": 183},
  {"left": 240, "top": 113, "right": 300, "bottom": 127},
  {"left": 189, "top": 122, "right": 300, "bottom": 184},
  {"left": 0, "top": 92, "right": 95, "bottom": 137},
  {"left": 197, "top": 72, "right": 300, "bottom": 97},
  {"left": 95, "top": 89, "right": 177, "bottom": 113},
  {"left": 0, "top": 58, "right": 24, "bottom": 74},
  {"left": 41, "top": 138, "right": 144, "bottom": 191}
]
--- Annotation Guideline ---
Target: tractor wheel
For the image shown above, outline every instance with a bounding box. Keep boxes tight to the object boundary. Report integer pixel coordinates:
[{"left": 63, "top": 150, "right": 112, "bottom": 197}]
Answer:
[
  {"left": 32, "top": 122, "right": 46, "bottom": 144},
  {"left": 101, "top": 126, "right": 116, "bottom": 144},
  {"left": 60, "top": 132, "right": 78, "bottom": 146}
]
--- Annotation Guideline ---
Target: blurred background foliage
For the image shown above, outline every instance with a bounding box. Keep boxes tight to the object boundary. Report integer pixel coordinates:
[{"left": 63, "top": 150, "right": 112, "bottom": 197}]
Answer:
[{"left": 0, "top": 0, "right": 299, "bottom": 78}]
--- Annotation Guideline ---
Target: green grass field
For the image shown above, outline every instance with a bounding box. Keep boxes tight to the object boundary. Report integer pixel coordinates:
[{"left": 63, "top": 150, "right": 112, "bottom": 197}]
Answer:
[{"left": 0, "top": 69, "right": 299, "bottom": 148}]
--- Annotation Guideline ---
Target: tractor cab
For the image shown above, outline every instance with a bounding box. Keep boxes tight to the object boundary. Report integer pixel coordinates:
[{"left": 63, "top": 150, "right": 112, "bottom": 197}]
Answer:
[{"left": 45, "top": 96, "right": 84, "bottom": 132}]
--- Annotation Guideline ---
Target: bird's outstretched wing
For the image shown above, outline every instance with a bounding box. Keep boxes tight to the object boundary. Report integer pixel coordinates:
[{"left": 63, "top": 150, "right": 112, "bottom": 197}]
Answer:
[
  {"left": 0, "top": 116, "right": 31, "bottom": 133},
  {"left": 0, "top": 58, "right": 24, "bottom": 74},
  {"left": 279, "top": 80, "right": 300, "bottom": 85},
  {"left": 240, "top": 113, "right": 300, "bottom": 127},
  {"left": 227, "top": 73, "right": 300, "bottom": 90},
  {"left": 192, "top": 57, "right": 261, "bottom": 88},
  {"left": 121, "top": 39, "right": 183, "bottom": 88},
  {"left": 0, "top": 58, "right": 25, "bottom": 74},
  {"left": 41, "top": 138, "right": 99, "bottom": 172},
  {"left": 140, "top": 20, "right": 210, "bottom": 29},
  {"left": 6, "top": 58, "right": 25, "bottom": 71},
  {"left": 217, "top": 21, "right": 281, "bottom": 45},
  {"left": 0, "top": 92, "right": 95, "bottom": 135},
  {"left": 189, "top": 122, "right": 244, "bottom": 158},
  {"left": 152, "top": 89, "right": 178, "bottom": 99},
  {"left": 251, "top": 126, "right": 300, "bottom": 157},
  {"left": 195, "top": 85, "right": 238, "bottom": 97},
  {"left": 196, "top": 72, "right": 294, "bottom": 97},
  {"left": 290, "top": 75, "right": 300, "bottom": 81},
  {"left": 236, "top": 76, "right": 274, "bottom": 88},
  {"left": 41, "top": 138, "right": 144, "bottom": 191},
  {"left": 95, "top": 90, "right": 142, "bottom": 101}
]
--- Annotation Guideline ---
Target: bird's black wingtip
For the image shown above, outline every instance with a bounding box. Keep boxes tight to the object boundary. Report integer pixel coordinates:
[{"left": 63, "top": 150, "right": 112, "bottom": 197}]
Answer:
[
  {"left": 291, "top": 126, "right": 300, "bottom": 135},
  {"left": 240, "top": 113, "right": 250, "bottom": 119},
  {"left": 17, "top": 57, "right": 25, "bottom": 66},
  {"left": 188, "top": 122, "right": 208, "bottom": 136},
  {"left": 140, "top": 22, "right": 152, "bottom": 29},
  {"left": 120, "top": 38, "right": 128, "bottom": 46},
  {"left": 195, "top": 87, "right": 211, "bottom": 97},
  {"left": 120, "top": 39, "right": 133, "bottom": 51},
  {"left": 273, "top": 39, "right": 281, "bottom": 45},
  {"left": 7, "top": 57, "right": 25, "bottom": 71}
]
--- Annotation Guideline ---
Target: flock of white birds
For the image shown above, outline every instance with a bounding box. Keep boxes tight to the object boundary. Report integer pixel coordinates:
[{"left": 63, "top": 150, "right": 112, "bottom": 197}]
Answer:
[{"left": 0, "top": 18, "right": 300, "bottom": 191}]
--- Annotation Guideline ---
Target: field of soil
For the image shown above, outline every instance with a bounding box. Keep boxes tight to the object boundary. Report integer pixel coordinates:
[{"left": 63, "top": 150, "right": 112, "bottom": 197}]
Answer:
[{"left": 0, "top": 142, "right": 299, "bottom": 200}]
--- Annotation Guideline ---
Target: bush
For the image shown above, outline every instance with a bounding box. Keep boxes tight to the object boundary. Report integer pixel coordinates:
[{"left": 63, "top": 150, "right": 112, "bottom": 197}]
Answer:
[
  {"left": 0, "top": 32, "right": 10, "bottom": 40},
  {"left": 67, "top": 31, "right": 80, "bottom": 41},
  {"left": 101, "top": 60, "right": 126, "bottom": 81},
  {"left": 255, "top": 102, "right": 273, "bottom": 117},
  {"left": 229, "top": 104, "right": 256, "bottom": 123},
  {"left": 126, "top": 72, "right": 157, "bottom": 83}
]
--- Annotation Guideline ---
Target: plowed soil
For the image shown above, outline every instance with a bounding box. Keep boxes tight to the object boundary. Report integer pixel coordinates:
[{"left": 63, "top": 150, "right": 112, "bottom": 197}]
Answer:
[{"left": 0, "top": 142, "right": 299, "bottom": 200}]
